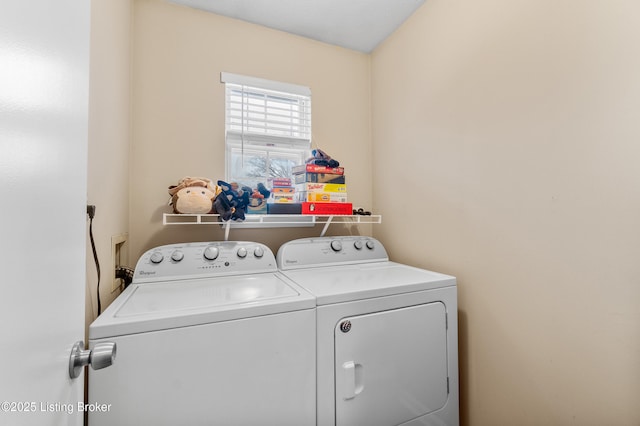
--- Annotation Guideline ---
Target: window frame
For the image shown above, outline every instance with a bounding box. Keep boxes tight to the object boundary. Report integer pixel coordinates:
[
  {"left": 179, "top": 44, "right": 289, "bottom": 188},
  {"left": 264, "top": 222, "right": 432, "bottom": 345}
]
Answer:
[{"left": 221, "top": 72, "right": 311, "bottom": 187}]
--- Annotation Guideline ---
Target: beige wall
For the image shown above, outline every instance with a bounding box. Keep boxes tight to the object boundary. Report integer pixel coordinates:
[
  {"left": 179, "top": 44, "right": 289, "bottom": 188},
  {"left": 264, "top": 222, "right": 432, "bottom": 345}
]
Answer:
[
  {"left": 87, "top": 0, "right": 132, "bottom": 330},
  {"left": 372, "top": 1, "right": 640, "bottom": 425},
  {"left": 128, "top": 0, "right": 372, "bottom": 261}
]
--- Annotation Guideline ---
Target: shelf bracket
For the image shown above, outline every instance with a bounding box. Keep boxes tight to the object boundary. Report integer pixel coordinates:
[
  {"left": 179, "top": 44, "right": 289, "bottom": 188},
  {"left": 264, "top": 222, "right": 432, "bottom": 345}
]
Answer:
[
  {"left": 319, "top": 216, "right": 333, "bottom": 237},
  {"left": 224, "top": 220, "right": 231, "bottom": 241}
]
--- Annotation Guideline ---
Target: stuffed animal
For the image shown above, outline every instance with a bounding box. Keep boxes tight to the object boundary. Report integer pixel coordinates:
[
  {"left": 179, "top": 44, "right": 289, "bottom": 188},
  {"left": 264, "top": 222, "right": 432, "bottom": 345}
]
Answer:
[
  {"left": 168, "top": 177, "right": 218, "bottom": 214},
  {"left": 256, "top": 182, "right": 271, "bottom": 199},
  {"left": 250, "top": 188, "right": 265, "bottom": 205},
  {"left": 306, "top": 148, "right": 340, "bottom": 168},
  {"left": 248, "top": 184, "right": 270, "bottom": 209},
  {"left": 214, "top": 180, "right": 250, "bottom": 221}
]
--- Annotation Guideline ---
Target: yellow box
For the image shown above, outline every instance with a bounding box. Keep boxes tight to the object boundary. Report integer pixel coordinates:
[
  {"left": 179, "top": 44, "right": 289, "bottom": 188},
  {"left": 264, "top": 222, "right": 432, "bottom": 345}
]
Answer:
[{"left": 294, "top": 183, "right": 347, "bottom": 193}]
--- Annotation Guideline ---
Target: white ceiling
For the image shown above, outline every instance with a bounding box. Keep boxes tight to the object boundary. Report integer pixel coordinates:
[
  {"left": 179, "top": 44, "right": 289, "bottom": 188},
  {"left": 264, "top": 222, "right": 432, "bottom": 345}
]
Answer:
[{"left": 167, "top": 0, "right": 425, "bottom": 53}]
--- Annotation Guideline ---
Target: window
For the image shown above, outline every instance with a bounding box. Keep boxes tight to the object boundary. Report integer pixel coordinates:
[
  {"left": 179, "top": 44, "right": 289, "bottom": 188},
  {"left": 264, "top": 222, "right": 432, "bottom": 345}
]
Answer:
[{"left": 221, "top": 72, "right": 311, "bottom": 189}]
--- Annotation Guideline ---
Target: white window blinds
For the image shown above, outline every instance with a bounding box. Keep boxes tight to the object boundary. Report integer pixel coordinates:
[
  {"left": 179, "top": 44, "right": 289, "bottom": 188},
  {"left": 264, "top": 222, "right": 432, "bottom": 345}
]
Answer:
[{"left": 221, "top": 72, "right": 311, "bottom": 147}]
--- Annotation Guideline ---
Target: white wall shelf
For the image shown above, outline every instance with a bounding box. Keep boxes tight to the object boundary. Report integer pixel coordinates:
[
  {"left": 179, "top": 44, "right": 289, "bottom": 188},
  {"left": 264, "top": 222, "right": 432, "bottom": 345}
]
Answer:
[{"left": 163, "top": 213, "right": 382, "bottom": 241}]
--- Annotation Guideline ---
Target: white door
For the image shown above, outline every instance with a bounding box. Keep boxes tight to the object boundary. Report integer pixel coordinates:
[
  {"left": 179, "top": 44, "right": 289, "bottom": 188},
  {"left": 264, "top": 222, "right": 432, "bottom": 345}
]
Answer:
[
  {"left": 334, "top": 303, "right": 449, "bottom": 426},
  {"left": 0, "top": 1, "right": 91, "bottom": 425}
]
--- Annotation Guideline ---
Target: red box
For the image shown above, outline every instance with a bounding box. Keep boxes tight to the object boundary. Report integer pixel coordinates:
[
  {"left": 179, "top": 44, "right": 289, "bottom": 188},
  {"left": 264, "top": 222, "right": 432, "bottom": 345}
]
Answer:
[
  {"left": 302, "top": 202, "right": 353, "bottom": 215},
  {"left": 292, "top": 164, "right": 345, "bottom": 175}
]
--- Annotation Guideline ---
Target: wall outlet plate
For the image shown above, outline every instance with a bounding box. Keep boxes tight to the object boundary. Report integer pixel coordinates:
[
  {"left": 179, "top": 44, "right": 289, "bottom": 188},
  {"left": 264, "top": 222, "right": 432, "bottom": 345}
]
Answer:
[{"left": 111, "top": 233, "right": 128, "bottom": 293}]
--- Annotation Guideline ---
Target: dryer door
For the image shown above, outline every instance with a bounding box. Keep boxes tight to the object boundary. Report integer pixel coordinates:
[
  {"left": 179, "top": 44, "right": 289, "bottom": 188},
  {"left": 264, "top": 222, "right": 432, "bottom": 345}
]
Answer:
[{"left": 334, "top": 302, "right": 449, "bottom": 426}]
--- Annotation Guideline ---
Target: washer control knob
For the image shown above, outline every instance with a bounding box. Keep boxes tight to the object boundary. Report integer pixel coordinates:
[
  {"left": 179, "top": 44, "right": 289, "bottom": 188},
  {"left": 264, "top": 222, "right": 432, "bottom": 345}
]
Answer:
[
  {"left": 354, "top": 240, "right": 363, "bottom": 250},
  {"left": 331, "top": 240, "right": 343, "bottom": 252},
  {"left": 237, "top": 247, "right": 247, "bottom": 258},
  {"left": 366, "top": 240, "right": 375, "bottom": 250},
  {"left": 254, "top": 247, "right": 264, "bottom": 258},
  {"left": 149, "top": 252, "right": 164, "bottom": 264},
  {"left": 203, "top": 246, "right": 219, "bottom": 261},
  {"left": 171, "top": 250, "right": 184, "bottom": 262}
]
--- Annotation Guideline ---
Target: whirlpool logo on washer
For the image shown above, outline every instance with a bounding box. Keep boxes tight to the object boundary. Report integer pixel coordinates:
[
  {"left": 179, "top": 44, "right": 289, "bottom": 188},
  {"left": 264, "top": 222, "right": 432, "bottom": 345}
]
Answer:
[
  {"left": 139, "top": 270, "right": 156, "bottom": 276},
  {"left": 284, "top": 260, "right": 298, "bottom": 264}
]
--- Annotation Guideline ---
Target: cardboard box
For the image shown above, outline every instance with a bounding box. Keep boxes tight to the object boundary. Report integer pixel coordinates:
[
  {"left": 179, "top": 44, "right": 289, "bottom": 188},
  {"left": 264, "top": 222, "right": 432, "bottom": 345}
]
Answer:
[
  {"left": 271, "top": 187, "right": 295, "bottom": 194},
  {"left": 293, "top": 172, "right": 346, "bottom": 185},
  {"left": 292, "top": 164, "right": 345, "bottom": 175},
  {"left": 267, "top": 177, "right": 292, "bottom": 188},
  {"left": 268, "top": 193, "right": 296, "bottom": 203},
  {"left": 267, "top": 203, "right": 302, "bottom": 214},
  {"left": 302, "top": 202, "right": 353, "bottom": 215},
  {"left": 295, "top": 183, "right": 347, "bottom": 193},
  {"left": 296, "top": 192, "right": 349, "bottom": 203}
]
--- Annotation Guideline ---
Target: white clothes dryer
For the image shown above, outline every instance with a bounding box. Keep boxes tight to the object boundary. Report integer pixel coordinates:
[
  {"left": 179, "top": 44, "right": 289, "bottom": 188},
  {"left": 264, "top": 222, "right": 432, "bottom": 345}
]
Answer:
[
  {"left": 277, "top": 236, "right": 459, "bottom": 426},
  {"left": 89, "top": 241, "right": 316, "bottom": 426}
]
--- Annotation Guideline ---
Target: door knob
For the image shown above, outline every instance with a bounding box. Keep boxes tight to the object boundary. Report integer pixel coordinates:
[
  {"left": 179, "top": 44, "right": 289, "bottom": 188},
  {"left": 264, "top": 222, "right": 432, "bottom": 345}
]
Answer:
[{"left": 68, "top": 340, "right": 117, "bottom": 379}]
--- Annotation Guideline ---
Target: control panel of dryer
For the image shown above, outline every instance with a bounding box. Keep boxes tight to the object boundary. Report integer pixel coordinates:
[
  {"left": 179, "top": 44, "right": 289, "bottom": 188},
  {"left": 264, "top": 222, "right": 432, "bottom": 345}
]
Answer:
[
  {"left": 133, "top": 241, "right": 276, "bottom": 283},
  {"left": 277, "top": 236, "right": 389, "bottom": 270}
]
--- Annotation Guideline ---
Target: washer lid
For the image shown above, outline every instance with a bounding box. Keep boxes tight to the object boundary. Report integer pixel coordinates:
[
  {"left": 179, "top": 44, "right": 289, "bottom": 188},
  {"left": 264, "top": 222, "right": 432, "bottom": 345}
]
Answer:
[
  {"left": 89, "top": 273, "right": 315, "bottom": 339},
  {"left": 281, "top": 262, "right": 456, "bottom": 305}
]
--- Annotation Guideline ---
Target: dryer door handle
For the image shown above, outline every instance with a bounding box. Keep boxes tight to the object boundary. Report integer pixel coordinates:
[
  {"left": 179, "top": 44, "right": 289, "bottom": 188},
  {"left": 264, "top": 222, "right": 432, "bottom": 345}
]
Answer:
[{"left": 341, "top": 361, "right": 364, "bottom": 400}]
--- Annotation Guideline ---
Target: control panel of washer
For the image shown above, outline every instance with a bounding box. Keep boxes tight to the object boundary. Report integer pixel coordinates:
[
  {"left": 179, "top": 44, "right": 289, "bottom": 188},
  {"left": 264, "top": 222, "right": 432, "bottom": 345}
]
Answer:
[
  {"left": 276, "top": 236, "right": 389, "bottom": 270},
  {"left": 133, "top": 241, "right": 276, "bottom": 283}
]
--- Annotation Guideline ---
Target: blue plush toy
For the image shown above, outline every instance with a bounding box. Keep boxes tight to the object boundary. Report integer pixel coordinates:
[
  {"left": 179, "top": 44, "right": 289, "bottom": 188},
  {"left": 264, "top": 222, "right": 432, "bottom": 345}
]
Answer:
[
  {"left": 306, "top": 149, "right": 340, "bottom": 168},
  {"left": 214, "top": 180, "right": 250, "bottom": 221}
]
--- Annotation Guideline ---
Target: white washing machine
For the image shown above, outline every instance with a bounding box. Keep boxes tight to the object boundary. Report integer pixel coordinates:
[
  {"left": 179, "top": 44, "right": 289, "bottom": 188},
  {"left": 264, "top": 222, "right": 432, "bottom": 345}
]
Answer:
[
  {"left": 277, "top": 236, "right": 459, "bottom": 426},
  {"left": 89, "top": 241, "right": 316, "bottom": 426}
]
